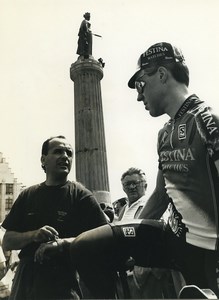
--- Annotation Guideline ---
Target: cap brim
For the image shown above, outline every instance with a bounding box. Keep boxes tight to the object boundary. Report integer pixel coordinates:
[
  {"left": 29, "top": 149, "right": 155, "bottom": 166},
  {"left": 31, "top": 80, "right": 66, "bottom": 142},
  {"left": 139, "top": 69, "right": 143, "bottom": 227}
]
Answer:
[{"left": 128, "top": 69, "right": 141, "bottom": 88}]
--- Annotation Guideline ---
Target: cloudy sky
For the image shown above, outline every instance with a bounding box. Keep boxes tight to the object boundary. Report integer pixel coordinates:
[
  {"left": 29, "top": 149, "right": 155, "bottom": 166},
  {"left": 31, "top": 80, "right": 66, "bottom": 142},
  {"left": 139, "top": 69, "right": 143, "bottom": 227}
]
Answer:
[{"left": 1, "top": 0, "right": 219, "bottom": 201}]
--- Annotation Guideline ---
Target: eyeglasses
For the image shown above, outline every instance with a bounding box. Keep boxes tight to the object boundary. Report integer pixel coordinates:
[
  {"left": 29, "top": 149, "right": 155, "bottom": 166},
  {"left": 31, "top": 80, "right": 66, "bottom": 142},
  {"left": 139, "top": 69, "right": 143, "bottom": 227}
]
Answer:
[
  {"left": 135, "top": 68, "right": 158, "bottom": 94},
  {"left": 135, "top": 81, "right": 146, "bottom": 94},
  {"left": 123, "top": 180, "right": 144, "bottom": 189}
]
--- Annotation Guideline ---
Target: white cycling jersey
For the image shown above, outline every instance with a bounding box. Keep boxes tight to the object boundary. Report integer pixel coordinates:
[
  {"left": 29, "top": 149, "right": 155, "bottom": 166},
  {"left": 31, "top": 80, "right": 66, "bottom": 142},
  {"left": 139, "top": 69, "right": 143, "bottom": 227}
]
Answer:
[{"left": 158, "top": 95, "right": 219, "bottom": 250}]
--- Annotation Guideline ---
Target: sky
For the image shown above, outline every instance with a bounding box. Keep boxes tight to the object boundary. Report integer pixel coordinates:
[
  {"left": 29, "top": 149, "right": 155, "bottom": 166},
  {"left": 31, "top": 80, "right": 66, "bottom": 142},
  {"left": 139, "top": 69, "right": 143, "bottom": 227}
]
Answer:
[{"left": 1, "top": 0, "right": 219, "bottom": 201}]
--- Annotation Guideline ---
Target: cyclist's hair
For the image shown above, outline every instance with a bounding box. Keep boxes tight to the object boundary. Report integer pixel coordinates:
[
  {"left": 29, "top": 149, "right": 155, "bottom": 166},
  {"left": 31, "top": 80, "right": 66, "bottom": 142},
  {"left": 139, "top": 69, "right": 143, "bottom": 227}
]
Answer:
[{"left": 145, "top": 62, "right": 189, "bottom": 87}]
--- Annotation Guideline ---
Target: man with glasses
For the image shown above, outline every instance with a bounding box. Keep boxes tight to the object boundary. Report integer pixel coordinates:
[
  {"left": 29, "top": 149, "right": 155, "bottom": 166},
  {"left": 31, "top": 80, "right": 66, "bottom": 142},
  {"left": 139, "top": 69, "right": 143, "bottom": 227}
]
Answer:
[
  {"left": 69, "top": 42, "right": 219, "bottom": 298},
  {"left": 118, "top": 168, "right": 147, "bottom": 221},
  {"left": 117, "top": 167, "right": 175, "bottom": 299}
]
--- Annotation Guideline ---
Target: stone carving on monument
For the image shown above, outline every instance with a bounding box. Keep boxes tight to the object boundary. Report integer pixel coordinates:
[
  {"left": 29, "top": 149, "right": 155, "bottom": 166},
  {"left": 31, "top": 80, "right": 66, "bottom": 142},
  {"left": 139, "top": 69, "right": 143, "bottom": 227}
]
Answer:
[{"left": 76, "top": 12, "right": 93, "bottom": 59}]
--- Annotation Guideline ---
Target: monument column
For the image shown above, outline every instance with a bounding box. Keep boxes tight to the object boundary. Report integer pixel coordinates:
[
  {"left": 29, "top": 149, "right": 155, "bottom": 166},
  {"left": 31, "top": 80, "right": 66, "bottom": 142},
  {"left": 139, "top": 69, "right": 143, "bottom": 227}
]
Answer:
[{"left": 70, "top": 57, "right": 110, "bottom": 203}]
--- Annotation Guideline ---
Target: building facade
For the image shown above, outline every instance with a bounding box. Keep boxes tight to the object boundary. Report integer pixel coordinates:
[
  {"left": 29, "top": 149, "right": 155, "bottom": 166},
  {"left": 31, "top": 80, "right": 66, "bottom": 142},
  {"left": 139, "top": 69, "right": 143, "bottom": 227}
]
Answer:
[{"left": 0, "top": 153, "right": 23, "bottom": 222}]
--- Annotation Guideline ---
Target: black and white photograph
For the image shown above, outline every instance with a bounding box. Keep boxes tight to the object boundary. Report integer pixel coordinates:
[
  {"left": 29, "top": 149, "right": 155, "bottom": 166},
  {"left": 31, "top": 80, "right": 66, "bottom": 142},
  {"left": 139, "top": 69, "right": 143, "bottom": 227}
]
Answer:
[{"left": 0, "top": 0, "right": 219, "bottom": 299}]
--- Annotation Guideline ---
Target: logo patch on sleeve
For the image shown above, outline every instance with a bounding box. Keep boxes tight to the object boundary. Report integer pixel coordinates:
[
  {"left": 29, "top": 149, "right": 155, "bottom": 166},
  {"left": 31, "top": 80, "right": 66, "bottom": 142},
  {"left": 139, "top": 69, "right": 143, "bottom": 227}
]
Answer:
[
  {"left": 178, "top": 124, "right": 186, "bottom": 140},
  {"left": 122, "top": 226, "right": 136, "bottom": 237}
]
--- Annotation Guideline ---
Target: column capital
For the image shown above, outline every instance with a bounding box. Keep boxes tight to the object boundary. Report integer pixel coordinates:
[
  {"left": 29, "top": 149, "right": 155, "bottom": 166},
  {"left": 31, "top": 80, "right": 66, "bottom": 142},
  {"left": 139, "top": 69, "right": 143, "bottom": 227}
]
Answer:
[{"left": 70, "top": 58, "right": 103, "bottom": 81}]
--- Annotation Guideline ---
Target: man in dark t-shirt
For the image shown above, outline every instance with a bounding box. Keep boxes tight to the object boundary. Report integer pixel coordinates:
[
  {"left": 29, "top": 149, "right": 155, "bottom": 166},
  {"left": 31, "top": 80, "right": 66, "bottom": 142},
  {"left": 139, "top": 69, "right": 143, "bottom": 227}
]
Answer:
[{"left": 2, "top": 135, "right": 107, "bottom": 300}]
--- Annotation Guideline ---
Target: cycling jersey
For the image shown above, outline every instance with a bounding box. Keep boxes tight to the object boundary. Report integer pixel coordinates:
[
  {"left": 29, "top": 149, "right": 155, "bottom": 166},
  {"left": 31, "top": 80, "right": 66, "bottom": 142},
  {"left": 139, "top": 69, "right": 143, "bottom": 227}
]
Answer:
[{"left": 158, "top": 94, "right": 219, "bottom": 250}]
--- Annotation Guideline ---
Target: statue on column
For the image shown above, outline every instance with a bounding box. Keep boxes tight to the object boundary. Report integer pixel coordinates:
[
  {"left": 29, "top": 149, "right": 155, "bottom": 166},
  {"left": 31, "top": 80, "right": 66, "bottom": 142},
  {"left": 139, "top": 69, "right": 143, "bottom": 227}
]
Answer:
[{"left": 77, "top": 12, "right": 92, "bottom": 59}]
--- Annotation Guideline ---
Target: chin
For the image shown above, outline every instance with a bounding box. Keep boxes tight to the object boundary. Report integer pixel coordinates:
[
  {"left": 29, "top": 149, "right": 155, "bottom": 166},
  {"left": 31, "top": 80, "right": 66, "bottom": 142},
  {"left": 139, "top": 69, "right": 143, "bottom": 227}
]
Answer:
[
  {"left": 149, "top": 111, "right": 156, "bottom": 117},
  {"left": 57, "top": 170, "right": 70, "bottom": 178},
  {"left": 149, "top": 110, "right": 163, "bottom": 117},
  {"left": 129, "top": 196, "right": 138, "bottom": 203}
]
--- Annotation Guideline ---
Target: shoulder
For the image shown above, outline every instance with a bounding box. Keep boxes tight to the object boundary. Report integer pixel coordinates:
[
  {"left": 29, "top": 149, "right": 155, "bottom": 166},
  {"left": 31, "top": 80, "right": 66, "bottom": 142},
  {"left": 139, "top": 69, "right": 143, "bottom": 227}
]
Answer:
[
  {"left": 139, "top": 195, "right": 147, "bottom": 205},
  {"left": 190, "top": 102, "right": 219, "bottom": 139},
  {"left": 17, "top": 183, "right": 42, "bottom": 198},
  {"left": 188, "top": 101, "right": 219, "bottom": 157},
  {"left": 68, "top": 181, "right": 92, "bottom": 194},
  {"left": 8, "top": 184, "right": 42, "bottom": 210},
  {"left": 80, "top": 19, "right": 88, "bottom": 28},
  {"left": 67, "top": 181, "right": 94, "bottom": 201}
]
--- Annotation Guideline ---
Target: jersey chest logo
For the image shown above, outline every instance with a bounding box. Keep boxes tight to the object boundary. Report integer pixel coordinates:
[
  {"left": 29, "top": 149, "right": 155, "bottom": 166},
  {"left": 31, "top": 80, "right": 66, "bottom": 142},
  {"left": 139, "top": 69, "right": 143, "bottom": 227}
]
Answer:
[
  {"left": 57, "top": 210, "right": 67, "bottom": 222},
  {"left": 122, "top": 226, "right": 136, "bottom": 237},
  {"left": 178, "top": 124, "right": 186, "bottom": 140}
]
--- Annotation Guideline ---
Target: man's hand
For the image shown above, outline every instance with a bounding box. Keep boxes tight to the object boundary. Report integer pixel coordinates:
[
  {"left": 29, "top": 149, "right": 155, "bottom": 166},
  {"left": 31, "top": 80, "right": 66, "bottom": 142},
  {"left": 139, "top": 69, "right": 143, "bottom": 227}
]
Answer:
[
  {"left": 32, "top": 225, "right": 59, "bottom": 243},
  {"left": 34, "top": 239, "right": 63, "bottom": 264}
]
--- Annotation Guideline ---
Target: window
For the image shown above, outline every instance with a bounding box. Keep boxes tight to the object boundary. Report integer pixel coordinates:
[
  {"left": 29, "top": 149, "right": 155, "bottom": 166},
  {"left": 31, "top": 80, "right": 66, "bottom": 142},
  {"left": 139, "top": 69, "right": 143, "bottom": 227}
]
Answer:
[
  {"left": 5, "top": 198, "right": 13, "bottom": 210},
  {"left": 6, "top": 184, "right": 13, "bottom": 195}
]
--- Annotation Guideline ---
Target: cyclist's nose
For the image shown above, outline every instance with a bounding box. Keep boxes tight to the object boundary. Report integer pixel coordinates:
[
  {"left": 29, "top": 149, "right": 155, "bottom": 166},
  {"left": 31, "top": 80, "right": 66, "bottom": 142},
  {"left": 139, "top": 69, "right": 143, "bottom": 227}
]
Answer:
[{"left": 137, "top": 93, "right": 144, "bottom": 102}]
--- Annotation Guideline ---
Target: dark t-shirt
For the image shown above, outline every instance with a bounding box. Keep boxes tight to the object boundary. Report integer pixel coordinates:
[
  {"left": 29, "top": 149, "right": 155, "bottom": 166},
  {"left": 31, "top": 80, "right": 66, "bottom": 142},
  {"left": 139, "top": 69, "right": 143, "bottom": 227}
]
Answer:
[
  {"left": 2, "top": 180, "right": 107, "bottom": 259},
  {"left": 2, "top": 181, "right": 107, "bottom": 298}
]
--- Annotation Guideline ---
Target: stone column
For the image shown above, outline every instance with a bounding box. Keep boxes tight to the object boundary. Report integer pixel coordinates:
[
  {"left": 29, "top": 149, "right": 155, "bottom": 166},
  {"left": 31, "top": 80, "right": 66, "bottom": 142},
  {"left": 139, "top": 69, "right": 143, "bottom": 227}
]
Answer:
[{"left": 70, "top": 57, "right": 110, "bottom": 203}]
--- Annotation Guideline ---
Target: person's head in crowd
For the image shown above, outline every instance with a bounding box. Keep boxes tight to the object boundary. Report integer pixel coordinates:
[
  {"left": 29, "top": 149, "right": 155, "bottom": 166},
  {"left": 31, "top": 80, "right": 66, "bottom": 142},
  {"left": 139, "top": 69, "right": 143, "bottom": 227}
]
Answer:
[
  {"left": 121, "top": 167, "right": 147, "bottom": 206},
  {"left": 41, "top": 136, "right": 73, "bottom": 184},
  {"left": 99, "top": 202, "right": 114, "bottom": 222},
  {"left": 128, "top": 42, "right": 189, "bottom": 118},
  {"left": 113, "top": 197, "right": 127, "bottom": 217}
]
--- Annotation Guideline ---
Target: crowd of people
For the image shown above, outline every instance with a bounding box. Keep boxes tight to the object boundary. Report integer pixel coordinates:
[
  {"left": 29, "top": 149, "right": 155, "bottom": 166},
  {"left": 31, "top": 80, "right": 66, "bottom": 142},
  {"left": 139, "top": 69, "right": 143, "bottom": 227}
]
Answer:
[{"left": 1, "top": 40, "right": 219, "bottom": 299}]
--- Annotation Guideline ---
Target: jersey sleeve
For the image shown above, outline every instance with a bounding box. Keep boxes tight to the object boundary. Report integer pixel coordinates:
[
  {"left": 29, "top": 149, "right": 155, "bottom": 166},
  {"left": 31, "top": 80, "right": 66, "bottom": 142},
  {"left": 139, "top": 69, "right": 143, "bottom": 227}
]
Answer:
[{"left": 195, "top": 106, "right": 219, "bottom": 161}]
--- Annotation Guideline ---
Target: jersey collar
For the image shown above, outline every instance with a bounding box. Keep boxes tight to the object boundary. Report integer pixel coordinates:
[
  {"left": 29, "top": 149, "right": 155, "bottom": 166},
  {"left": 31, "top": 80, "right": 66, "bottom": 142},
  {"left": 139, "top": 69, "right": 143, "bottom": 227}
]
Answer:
[{"left": 174, "top": 94, "right": 201, "bottom": 119}]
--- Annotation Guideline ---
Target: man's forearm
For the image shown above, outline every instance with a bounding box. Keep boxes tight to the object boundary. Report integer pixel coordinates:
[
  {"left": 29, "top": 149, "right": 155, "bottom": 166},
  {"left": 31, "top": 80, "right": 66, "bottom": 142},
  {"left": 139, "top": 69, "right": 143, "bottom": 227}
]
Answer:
[
  {"left": 2, "top": 230, "right": 36, "bottom": 251},
  {"left": 139, "top": 169, "right": 169, "bottom": 220},
  {"left": 3, "top": 225, "right": 61, "bottom": 252},
  {"left": 139, "top": 190, "right": 169, "bottom": 219}
]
